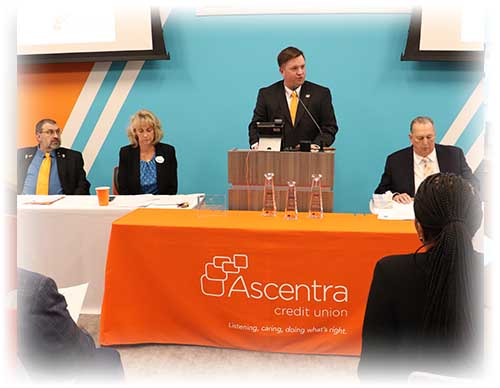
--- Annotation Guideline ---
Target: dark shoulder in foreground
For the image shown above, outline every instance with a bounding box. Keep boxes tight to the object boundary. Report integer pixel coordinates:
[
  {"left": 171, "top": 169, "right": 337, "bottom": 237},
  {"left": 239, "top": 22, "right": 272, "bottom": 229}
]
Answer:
[
  {"left": 377, "top": 250, "right": 483, "bottom": 272},
  {"left": 376, "top": 252, "right": 420, "bottom": 266},
  {"left": 17, "top": 268, "right": 52, "bottom": 301},
  {"left": 18, "top": 268, "right": 45, "bottom": 287},
  {"left": 373, "top": 252, "right": 428, "bottom": 279}
]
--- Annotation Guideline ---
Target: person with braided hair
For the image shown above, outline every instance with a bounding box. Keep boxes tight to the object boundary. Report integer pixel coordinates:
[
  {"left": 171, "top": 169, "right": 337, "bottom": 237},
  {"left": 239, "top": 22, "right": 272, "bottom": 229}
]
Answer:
[{"left": 358, "top": 173, "right": 483, "bottom": 382}]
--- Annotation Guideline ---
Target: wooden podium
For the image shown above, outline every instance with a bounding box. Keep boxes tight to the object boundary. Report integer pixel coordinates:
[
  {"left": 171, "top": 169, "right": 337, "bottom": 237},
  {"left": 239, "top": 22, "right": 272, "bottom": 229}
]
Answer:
[{"left": 228, "top": 149, "right": 334, "bottom": 212}]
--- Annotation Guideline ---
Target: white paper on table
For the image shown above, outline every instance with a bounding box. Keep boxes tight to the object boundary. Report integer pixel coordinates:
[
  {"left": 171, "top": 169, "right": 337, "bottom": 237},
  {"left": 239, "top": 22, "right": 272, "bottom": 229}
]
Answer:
[
  {"left": 58, "top": 283, "right": 88, "bottom": 323},
  {"left": 377, "top": 202, "right": 415, "bottom": 220},
  {"left": 146, "top": 193, "right": 205, "bottom": 209},
  {"left": 109, "top": 194, "right": 156, "bottom": 208},
  {"left": 147, "top": 196, "right": 189, "bottom": 208},
  {"left": 371, "top": 192, "right": 393, "bottom": 211},
  {"left": 23, "top": 195, "right": 65, "bottom": 205}
]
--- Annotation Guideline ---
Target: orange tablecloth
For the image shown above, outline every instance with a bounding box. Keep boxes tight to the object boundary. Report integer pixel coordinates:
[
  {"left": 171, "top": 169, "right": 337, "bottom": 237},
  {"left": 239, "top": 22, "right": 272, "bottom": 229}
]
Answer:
[{"left": 100, "top": 209, "right": 419, "bottom": 355}]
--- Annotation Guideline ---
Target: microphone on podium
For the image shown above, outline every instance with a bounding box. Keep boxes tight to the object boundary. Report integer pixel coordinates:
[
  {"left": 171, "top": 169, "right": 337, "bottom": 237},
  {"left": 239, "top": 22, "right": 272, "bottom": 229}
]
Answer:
[{"left": 296, "top": 93, "right": 324, "bottom": 152}]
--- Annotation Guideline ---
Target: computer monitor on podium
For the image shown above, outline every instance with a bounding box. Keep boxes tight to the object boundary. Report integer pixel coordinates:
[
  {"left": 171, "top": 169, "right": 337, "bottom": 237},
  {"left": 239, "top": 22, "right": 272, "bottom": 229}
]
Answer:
[{"left": 257, "top": 119, "right": 283, "bottom": 151}]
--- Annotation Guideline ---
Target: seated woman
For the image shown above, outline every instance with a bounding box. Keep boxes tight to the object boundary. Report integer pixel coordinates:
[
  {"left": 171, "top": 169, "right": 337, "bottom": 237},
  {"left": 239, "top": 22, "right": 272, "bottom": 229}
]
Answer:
[
  {"left": 118, "top": 109, "right": 177, "bottom": 195},
  {"left": 358, "top": 173, "right": 483, "bottom": 382}
]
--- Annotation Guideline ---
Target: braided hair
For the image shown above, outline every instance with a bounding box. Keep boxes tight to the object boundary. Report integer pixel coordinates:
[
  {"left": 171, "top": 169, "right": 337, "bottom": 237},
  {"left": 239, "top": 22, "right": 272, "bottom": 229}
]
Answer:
[{"left": 414, "top": 173, "right": 482, "bottom": 356}]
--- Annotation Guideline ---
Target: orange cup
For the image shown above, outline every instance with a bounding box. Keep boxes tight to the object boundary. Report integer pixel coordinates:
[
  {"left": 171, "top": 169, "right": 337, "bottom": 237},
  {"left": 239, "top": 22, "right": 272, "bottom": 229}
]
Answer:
[{"left": 95, "top": 186, "right": 110, "bottom": 206}]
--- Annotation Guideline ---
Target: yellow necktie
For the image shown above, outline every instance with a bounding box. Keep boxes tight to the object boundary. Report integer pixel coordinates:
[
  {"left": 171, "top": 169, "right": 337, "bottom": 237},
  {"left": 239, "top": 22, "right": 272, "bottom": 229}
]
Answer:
[
  {"left": 423, "top": 157, "right": 433, "bottom": 178},
  {"left": 36, "top": 153, "right": 51, "bottom": 195},
  {"left": 290, "top": 91, "right": 298, "bottom": 125}
]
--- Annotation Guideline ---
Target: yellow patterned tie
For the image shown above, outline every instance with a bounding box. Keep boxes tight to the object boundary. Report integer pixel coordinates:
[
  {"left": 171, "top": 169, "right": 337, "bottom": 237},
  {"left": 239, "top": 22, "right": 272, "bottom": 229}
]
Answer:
[
  {"left": 290, "top": 91, "right": 298, "bottom": 125},
  {"left": 36, "top": 153, "right": 51, "bottom": 195},
  {"left": 423, "top": 157, "right": 433, "bottom": 178}
]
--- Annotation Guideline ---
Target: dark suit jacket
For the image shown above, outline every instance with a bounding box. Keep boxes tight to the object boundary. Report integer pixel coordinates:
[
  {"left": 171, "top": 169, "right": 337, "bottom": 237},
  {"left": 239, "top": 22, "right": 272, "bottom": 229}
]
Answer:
[
  {"left": 248, "top": 80, "right": 339, "bottom": 149},
  {"left": 374, "top": 144, "right": 479, "bottom": 196},
  {"left": 17, "top": 147, "right": 90, "bottom": 195},
  {"left": 17, "top": 269, "right": 123, "bottom": 381},
  {"left": 118, "top": 142, "right": 178, "bottom": 195},
  {"left": 358, "top": 252, "right": 483, "bottom": 382}
]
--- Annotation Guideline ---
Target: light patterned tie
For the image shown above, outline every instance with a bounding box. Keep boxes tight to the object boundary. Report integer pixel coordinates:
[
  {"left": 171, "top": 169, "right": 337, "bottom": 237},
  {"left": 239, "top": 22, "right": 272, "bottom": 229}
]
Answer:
[
  {"left": 423, "top": 157, "right": 433, "bottom": 178},
  {"left": 290, "top": 91, "right": 298, "bottom": 126},
  {"left": 36, "top": 153, "right": 51, "bottom": 195}
]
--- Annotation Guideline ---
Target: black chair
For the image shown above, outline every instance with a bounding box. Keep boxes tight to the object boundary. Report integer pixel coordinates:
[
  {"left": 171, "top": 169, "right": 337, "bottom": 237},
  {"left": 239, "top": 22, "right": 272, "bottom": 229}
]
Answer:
[{"left": 112, "top": 166, "right": 119, "bottom": 195}]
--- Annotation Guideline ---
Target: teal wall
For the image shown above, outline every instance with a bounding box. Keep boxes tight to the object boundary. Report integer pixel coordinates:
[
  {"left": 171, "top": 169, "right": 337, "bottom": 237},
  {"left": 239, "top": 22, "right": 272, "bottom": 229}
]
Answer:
[{"left": 85, "top": 9, "right": 484, "bottom": 213}]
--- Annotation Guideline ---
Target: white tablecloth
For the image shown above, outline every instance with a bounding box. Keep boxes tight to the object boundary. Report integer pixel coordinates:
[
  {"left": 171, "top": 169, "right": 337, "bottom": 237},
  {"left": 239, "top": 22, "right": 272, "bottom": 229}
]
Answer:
[{"left": 17, "top": 194, "right": 204, "bottom": 313}]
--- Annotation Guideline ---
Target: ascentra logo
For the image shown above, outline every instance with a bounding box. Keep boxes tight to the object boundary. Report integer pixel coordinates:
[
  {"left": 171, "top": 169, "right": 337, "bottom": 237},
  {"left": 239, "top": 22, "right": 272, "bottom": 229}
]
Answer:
[{"left": 200, "top": 254, "right": 348, "bottom": 303}]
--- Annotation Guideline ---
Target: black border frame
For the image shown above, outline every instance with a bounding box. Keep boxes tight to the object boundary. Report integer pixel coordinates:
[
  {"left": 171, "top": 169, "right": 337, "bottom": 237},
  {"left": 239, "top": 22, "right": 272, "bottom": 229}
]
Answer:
[
  {"left": 17, "top": 7, "right": 169, "bottom": 64},
  {"left": 401, "top": 7, "right": 484, "bottom": 62}
]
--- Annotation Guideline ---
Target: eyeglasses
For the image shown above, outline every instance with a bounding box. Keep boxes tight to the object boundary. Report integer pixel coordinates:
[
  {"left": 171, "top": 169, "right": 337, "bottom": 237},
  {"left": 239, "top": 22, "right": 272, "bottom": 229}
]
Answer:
[{"left": 39, "top": 129, "right": 62, "bottom": 136}]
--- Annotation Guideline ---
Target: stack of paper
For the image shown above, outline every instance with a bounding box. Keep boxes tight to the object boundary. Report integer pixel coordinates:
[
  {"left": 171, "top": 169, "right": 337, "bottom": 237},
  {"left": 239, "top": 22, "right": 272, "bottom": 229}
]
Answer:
[
  {"left": 376, "top": 202, "right": 415, "bottom": 220},
  {"left": 23, "top": 195, "right": 65, "bottom": 205},
  {"left": 109, "top": 194, "right": 156, "bottom": 208}
]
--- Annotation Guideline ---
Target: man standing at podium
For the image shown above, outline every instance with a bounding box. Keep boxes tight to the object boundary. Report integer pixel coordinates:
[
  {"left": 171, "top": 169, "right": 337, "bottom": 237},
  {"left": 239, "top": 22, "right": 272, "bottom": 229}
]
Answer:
[{"left": 248, "top": 47, "right": 339, "bottom": 151}]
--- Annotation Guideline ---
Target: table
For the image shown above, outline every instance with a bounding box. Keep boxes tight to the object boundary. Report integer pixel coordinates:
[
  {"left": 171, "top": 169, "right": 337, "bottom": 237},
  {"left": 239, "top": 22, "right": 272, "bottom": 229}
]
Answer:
[
  {"left": 17, "top": 194, "right": 203, "bottom": 313},
  {"left": 100, "top": 209, "right": 420, "bottom": 355}
]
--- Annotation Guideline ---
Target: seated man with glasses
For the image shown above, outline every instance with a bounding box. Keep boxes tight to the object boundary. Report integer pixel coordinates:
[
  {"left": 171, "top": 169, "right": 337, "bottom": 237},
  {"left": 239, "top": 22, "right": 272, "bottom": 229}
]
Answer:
[{"left": 18, "top": 118, "right": 91, "bottom": 195}]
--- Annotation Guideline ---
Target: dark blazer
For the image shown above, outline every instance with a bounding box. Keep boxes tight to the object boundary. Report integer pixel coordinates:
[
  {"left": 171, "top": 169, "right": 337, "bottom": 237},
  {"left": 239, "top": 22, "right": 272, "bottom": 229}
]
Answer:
[
  {"left": 17, "top": 269, "right": 123, "bottom": 381},
  {"left": 17, "top": 147, "right": 91, "bottom": 195},
  {"left": 358, "top": 252, "right": 483, "bottom": 382},
  {"left": 248, "top": 80, "right": 339, "bottom": 149},
  {"left": 118, "top": 142, "right": 177, "bottom": 195},
  {"left": 374, "top": 144, "right": 479, "bottom": 196}
]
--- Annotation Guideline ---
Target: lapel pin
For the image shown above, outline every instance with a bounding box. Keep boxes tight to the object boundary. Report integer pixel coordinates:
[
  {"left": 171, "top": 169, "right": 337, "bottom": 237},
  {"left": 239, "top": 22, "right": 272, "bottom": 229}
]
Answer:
[
  {"left": 305, "top": 94, "right": 311, "bottom": 98},
  {"left": 155, "top": 155, "right": 165, "bottom": 164}
]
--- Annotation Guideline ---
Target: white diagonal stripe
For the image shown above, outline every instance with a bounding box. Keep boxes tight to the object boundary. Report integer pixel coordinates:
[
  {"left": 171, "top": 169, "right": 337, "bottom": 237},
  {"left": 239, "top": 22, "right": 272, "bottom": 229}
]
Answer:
[
  {"left": 62, "top": 62, "right": 111, "bottom": 149},
  {"left": 160, "top": 8, "right": 171, "bottom": 26},
  {"left": 466, "top": 131, "right": 484, "bottom": 172},
  {"left": 440, "top": 79, "right": 484, "bottom": 145},
  {"left": 82, "top": 61, "right": 145, "bottom": 170},
  {"left": 79, "top": 11, "right": 170, "bottom": 172}
]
